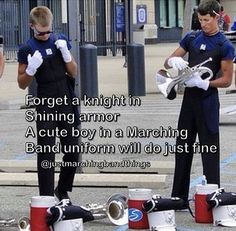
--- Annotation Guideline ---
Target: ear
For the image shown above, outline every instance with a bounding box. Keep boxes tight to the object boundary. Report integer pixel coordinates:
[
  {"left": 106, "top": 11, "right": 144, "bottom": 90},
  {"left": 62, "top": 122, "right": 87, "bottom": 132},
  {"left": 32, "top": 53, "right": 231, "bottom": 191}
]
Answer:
[{"left": 215, "top": 15, "right": 220, "bottom": 20}]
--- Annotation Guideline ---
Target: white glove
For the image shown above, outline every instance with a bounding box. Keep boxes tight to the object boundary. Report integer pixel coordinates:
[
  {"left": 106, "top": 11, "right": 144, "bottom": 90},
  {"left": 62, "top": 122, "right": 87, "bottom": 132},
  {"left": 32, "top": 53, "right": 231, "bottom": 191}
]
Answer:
[
  {"left": 185, "top": 72, "right": 209, "bottom": 90},
  {"left": 55, "top": 39, "right": 72, "bottom": 63},
  {"left": 26, "top": 50, "right": 43, "bottom": 76},
  {"left": 167, "top": 57, "right": 189, "bottom": 70}
]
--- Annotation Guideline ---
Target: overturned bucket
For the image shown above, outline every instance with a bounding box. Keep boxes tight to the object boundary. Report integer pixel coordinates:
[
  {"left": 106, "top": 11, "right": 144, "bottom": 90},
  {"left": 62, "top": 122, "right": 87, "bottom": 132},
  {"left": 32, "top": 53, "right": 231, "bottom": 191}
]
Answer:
[
  {"left": 147, "top": 210, "right": 176, "bottom": 231},
  {"left": 53, "top": 218, "right": 84, "bottom": 231}
]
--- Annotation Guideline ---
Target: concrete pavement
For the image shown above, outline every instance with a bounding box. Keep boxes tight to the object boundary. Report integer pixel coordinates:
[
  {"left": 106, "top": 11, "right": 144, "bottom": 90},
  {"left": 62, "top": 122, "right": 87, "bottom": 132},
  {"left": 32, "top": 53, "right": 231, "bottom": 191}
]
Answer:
[{"left": 0, "top": 43, "right": 236, "bottom": 230}]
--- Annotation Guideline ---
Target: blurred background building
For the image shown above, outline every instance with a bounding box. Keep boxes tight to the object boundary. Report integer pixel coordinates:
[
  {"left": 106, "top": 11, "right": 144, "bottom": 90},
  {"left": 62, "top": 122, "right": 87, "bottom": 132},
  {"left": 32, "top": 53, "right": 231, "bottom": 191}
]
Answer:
[{"left": 0, "top": 0, "right": 235, "bottom": 60}]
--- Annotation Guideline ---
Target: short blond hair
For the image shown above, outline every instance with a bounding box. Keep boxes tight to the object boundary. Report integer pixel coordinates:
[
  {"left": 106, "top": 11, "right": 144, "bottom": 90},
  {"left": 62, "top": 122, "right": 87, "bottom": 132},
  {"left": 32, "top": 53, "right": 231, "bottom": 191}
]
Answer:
[{"left": 29, "top": 6, "right": 53, "bottom": 26}]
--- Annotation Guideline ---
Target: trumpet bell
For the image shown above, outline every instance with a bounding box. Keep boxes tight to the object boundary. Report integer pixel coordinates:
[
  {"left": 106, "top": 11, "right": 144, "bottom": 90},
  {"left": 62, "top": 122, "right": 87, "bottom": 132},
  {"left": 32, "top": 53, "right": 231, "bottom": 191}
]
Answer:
[
  {"left": 18, "top": 217, "right": 30, "bottom": 231},
  {"left": 155, "top": 70, "right": 177, "bottom": 100},
  {"left": 106, "top": 194, "right": 128, "bottom": 226},
  {"left": 84, "top": 193, "right": 128, "bottom": 226}
]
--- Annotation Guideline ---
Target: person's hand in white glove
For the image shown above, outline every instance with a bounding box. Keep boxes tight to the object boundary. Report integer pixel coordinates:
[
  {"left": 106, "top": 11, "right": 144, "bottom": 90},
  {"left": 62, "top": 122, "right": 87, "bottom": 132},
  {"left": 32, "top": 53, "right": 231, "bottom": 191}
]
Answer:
[
  {"left": 184, "top": 72, "right": 210, "bottom": 90},
  {"left": 167, "top": 57, "right": 189, "bottom": 71},
  {"left": 26, "top": 50, "right": 43, "bottom": 76},
  {"left": 55, "top": 39, "right": 72, "bottom": 63}
]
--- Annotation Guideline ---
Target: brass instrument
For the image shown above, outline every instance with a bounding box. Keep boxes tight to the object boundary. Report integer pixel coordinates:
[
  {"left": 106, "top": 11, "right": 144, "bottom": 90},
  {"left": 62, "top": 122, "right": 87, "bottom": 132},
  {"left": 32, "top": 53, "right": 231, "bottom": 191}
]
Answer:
[
  {"left": 155, "top": 57, "right": 213, "bottom": 99},
  {"left": 0, "top": 193, "right": 128, "bottom": 230},
  {"left": 18, "top": 217, "right": 30, "bottom": 231},
  {"left": 0, "top": 216, "right": 30, "bottom": 231},
  {"left": 0, "top": 217, "right": 15, "bottom": 227},
  {"left": 83, "top": 193, "right": 128, "bottom": 226}
]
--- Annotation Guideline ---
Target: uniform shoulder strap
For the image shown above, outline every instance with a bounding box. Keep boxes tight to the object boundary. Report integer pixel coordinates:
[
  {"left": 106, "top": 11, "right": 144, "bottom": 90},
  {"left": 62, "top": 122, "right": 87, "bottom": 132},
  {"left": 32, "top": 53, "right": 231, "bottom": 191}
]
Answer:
[
  {"left": 217, "top": 34, "right": 227, "bottom": 46},
  {"left": 26, "top": 39, "right": 35, "bottom": 54},
  {"left": 186, "top": 30, "right": 201, "bottom": 49},
  {"left": 189, "top": 30, "right": 201, "bottom": 40},
  {"left": 52, "top": 33, "right": 66, "bottom": 41}
]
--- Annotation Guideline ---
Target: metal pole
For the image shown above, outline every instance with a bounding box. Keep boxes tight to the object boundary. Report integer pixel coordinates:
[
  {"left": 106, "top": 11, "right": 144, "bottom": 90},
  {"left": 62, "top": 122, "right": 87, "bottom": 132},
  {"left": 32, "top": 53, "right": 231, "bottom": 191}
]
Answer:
[
  {"left": 0, "top": 35, "right": 3, "bottom": 56},
  {"left": 125, "top": 0, "right": 133, "bottom": 44},
  {"left": 67, "top": 0, "right": 80, "bottom": 96},
  {"left": 67, "top": 0, "right": 82, "bottom": 172},
  {"left": 127, "top": 43, "right": 145, "bottom": 96},
  {"left": 80, "top": 44, "right": 98, "bottom": 100},
  {"left": 123, "top": 0, "right": 133, "bottom": 67}
]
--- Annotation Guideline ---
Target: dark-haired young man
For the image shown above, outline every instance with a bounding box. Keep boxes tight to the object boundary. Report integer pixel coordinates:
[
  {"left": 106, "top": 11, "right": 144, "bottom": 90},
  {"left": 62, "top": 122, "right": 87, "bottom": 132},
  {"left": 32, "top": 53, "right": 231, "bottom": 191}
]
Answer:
[{"left": 164, "top": 0, "right": 235, "bottom": 208}]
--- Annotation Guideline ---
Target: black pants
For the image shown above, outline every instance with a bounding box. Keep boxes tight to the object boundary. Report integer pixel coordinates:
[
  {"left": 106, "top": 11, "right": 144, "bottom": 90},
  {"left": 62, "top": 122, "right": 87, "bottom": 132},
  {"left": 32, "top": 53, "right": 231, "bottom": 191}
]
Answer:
[
  {"left": 36, "top": 103, "right": 79, "bottom": 196},
  {"left": 171, "top": 89, "right": 220, "bottom": 202}
]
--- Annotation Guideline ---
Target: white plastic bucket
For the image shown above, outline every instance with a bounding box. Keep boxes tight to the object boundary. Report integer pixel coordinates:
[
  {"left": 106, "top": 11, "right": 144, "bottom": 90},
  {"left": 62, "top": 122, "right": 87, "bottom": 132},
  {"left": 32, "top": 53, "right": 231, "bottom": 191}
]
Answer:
[
  {"left": 213, "top": 205, "right": 236, "bottom": 227},
  {"left": 147, "top": 210, "right": 176, "bottom": 231},
  {"left": 53, "top": 218, "right": 84, "bottom": 231}
]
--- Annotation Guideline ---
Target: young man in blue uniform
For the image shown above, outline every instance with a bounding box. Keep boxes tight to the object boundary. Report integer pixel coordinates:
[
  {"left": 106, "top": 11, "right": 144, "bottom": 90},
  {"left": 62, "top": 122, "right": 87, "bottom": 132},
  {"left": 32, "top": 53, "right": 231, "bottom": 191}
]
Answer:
[
  {"left": 17, "top": 6, "right": 79, "bottom": 201},
  {"left": 164, "top": 0, "right": 235, "bottom": 208}
]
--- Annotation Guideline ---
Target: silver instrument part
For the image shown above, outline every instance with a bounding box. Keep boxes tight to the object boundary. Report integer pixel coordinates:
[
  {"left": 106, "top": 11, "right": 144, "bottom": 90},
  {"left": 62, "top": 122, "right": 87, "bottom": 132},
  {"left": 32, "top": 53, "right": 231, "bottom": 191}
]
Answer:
[
  {"left": 0, "top": 216, "right": 30, "bottom": 230},
  {"left": 18, "top": 217, "right": 30, "bottom": 231},
  {"left": 82, "top": 193, "right": 128, "bottom": 226},
  {"left": 1, "top": 193, "right": 128, "bottom": 229},
  {"left": 0, "top": 217, "right": 16, "bottom": 227},
  {"left": 156, "top": 57, "right": 213, "bottom": 99}
]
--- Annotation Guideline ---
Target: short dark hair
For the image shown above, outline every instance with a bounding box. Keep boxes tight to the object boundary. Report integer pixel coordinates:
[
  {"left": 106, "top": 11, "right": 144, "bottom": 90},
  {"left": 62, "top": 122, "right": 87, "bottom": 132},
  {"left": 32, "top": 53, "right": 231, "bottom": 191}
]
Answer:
[{"left": 198, "top": 0, "right": 221, "bottom": 17}]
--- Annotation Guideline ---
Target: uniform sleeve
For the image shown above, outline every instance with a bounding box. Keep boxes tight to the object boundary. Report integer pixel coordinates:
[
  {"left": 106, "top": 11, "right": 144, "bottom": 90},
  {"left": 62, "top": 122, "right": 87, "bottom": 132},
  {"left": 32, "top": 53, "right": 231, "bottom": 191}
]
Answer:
[
  {"left": 17, "top": 45, "right": 32, "bottom": 64},
  {"left": 221, "top": 40, "right": 235, "bottom": 60},
  {"left": 179, "top": 32, "right": 192, "bottom": 52}
]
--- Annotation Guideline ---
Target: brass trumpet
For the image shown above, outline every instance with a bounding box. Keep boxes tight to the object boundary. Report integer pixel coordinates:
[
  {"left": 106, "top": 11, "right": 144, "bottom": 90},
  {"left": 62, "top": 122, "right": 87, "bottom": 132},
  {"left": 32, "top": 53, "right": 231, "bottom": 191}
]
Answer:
[{"left": 155, "top": 57, "right": 213, "bottom": 99}]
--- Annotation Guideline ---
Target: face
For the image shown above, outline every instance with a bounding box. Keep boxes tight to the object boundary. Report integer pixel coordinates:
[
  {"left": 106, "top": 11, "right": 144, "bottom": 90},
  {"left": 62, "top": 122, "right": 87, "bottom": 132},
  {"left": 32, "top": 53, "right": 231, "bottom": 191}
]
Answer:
[
  {"left": 198, "top": 13, "right": 219, "bottom": 35},
  {"left": 31, "top": 24, "right": 52, "bottom": 41}
]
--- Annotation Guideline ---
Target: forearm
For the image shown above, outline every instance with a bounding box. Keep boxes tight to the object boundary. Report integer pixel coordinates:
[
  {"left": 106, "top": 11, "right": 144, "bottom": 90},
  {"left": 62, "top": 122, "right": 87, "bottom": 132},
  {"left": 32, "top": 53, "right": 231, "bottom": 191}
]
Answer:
[
  {"left": 17, "top": 73, "right": 33, "bottom": 89},
  {"left": 209, "top": 76, "right": 232, "bottom": 88},
  {"left": 235, "top": 69, "right": 236, "bottom": 87},
  {"left": 208, "top": 60, "right": 233, "bottom": 88},
  {"left": 65, "top": 57, "right": 77, "bottom": 77},
  {"left": 17, "top": 64, "right": 33, "bottom": 89}
]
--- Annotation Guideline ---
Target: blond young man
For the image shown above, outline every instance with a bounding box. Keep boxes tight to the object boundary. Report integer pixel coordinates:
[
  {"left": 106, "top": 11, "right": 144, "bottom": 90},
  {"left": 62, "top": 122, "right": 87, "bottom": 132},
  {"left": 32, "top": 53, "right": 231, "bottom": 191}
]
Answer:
[{"left": 17, "top": 6, "right": 79, "bottom": 201}]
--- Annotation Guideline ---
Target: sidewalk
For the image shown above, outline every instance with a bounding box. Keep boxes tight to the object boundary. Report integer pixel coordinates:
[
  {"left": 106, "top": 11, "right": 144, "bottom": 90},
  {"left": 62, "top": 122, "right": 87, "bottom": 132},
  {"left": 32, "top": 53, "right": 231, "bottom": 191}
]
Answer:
[{"left": 1, "top": 43, "right": 235, "bottom": 103}]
